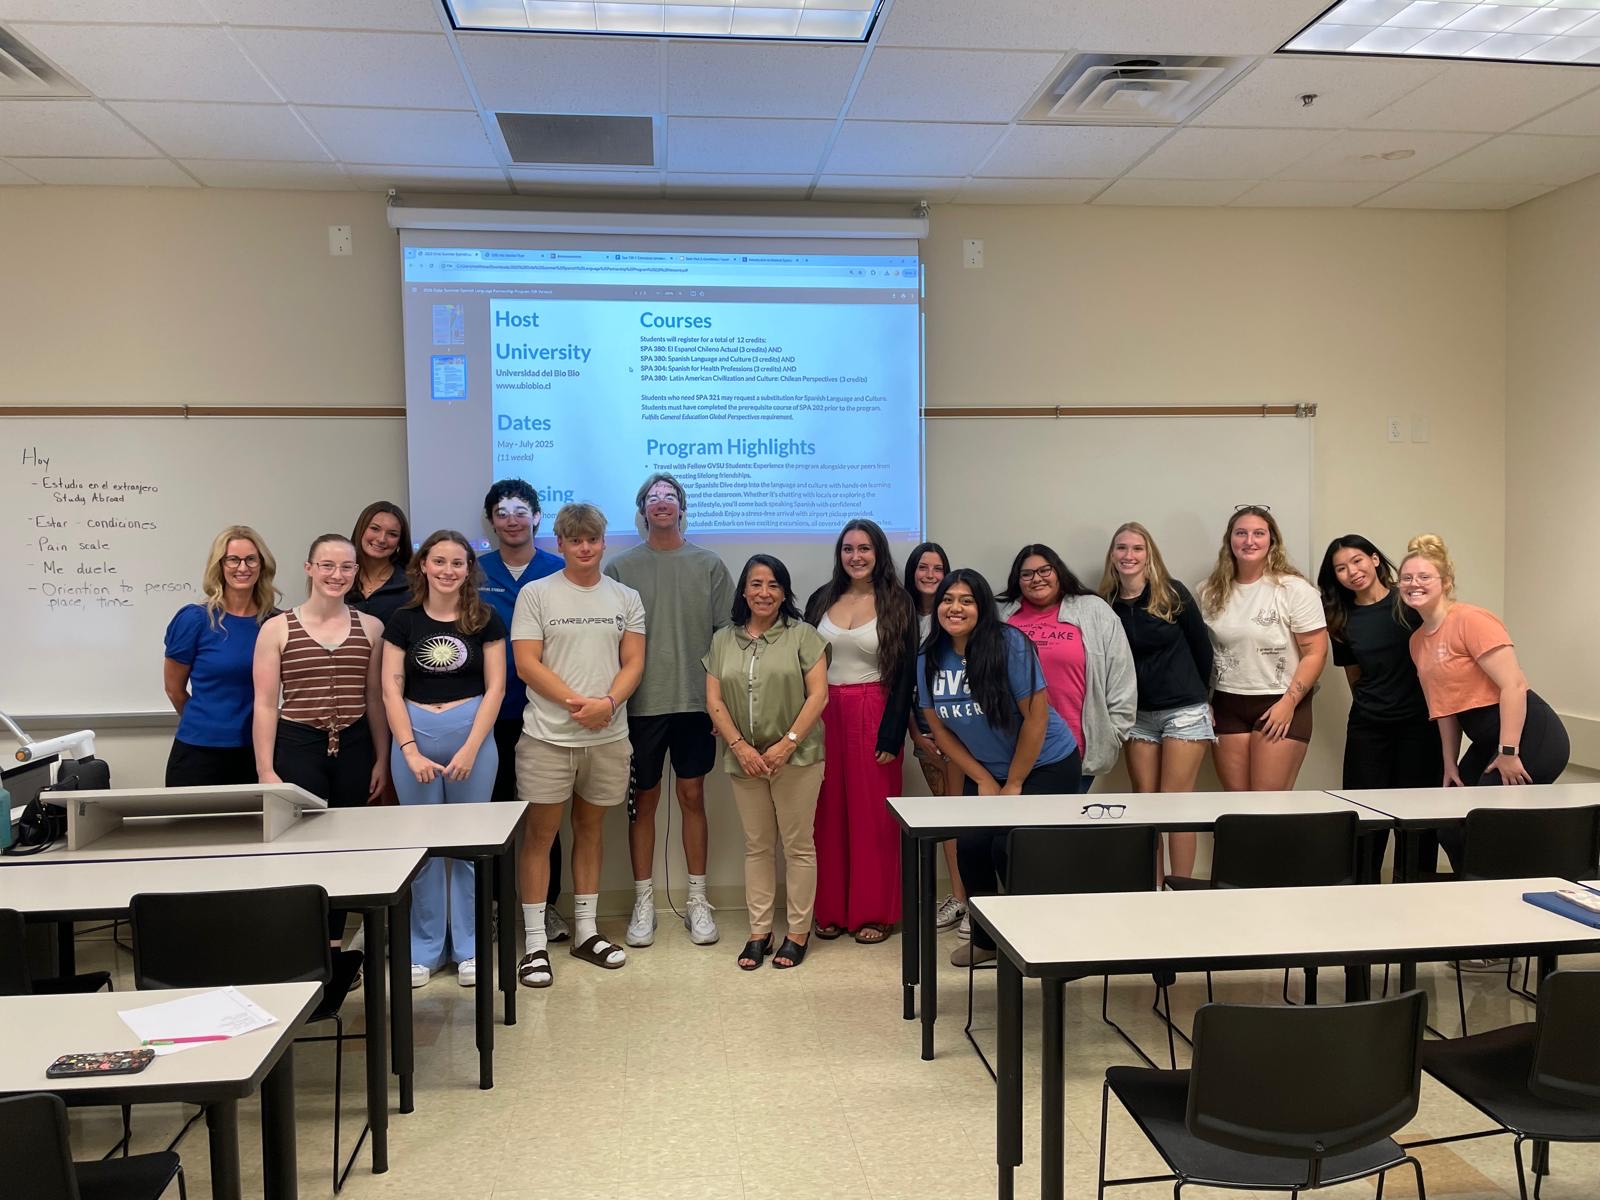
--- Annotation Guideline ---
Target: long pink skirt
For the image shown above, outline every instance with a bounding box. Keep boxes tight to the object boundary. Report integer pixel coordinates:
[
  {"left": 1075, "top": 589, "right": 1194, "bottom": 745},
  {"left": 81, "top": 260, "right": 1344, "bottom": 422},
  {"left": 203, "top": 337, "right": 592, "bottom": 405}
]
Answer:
[{"left": 814, "top": 681, "right": 903, "bottom": 930}]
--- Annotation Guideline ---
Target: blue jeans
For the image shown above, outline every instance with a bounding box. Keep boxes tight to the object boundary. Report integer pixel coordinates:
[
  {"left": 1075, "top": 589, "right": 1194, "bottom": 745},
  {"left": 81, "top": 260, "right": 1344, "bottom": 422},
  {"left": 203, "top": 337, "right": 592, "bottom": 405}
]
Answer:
[{"left": 391, "top": 697, "right": 496, "bottom": 968}]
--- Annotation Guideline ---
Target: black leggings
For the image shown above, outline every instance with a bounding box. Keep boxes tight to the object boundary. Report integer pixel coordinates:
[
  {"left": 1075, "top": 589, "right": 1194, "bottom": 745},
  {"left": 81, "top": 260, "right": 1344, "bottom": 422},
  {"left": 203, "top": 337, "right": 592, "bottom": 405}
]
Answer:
[
  {"left": 955, "top": 751, "right": 1084, "bottom": 951},
  {"left": 1342, "top": 712, "right": 1441, "bottom": 790},
  {"left": 492, "top": 718, "right": 562, "bottom": 905},
  {"left": 273, "top": 717, "right": 375, "bottom": 808},
  {"left": 1439, "top": 692, "right": 1571, "bottom": 870},
  {"left": 165, "top": 741, "right": 257, "bottom": 788}
]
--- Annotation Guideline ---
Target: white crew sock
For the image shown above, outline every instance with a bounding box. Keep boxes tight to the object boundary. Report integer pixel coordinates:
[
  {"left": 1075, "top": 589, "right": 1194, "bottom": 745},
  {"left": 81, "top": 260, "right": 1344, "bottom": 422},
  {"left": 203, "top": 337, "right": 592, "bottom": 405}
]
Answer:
[
  {"left": 522, "top": 903, "right": 547, "bottom": 956},
  {"left": 687, "top": 874, "right": 708, "bottom": 902},
  {"left": 634, "top": 878, "right": 654, "bottom": 900},
  {"left": 574, "top": 893, "right": 600, "bottom": 944}
]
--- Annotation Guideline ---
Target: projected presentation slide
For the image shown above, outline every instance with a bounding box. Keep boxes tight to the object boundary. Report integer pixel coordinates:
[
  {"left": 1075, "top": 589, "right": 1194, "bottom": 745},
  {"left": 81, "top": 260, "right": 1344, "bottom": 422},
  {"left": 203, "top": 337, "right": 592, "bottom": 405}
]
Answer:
[{"left": 400, "top": 241, "right": 923, "bottom": 543}]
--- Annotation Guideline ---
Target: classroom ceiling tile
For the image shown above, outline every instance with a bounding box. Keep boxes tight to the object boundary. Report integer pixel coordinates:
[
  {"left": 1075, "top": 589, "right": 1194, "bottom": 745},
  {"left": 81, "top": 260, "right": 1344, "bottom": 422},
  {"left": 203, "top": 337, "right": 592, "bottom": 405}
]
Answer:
[
  {"left": 1518, "top": 87, "right": 1600, "bottom": 136},
  {"left": 0, "top": 160, "right": 42, "bottom": 184},
  {"left": 666, "top": 117, "right": 834, "bottom": 173},
  {"left": 233, "top": 30, "right": 475, "bottom": 110},
  {"left": 180, "top": 159, "right": 356, "bottom": 189},
  {"left": 875, "top": 0, "right": 1086, "bottom": 51},
  {"left": 511, "top": 169, "right": 664, "bottom": 197},
  {"left": 824, "top": 120, "right": 1006, "bottom": 175},
  {"left": 664, "top": 41, "right": 862, "bottom": 118},
  {"left": 1363, "top": 179, "right": 1559, "bottom": 209},
  {"left": 976, "top": 126, "right": 1170, "bottom": 179},
  {"left": 845, "top": 48, "right": 1065, "bottom": 123},
  {"left": 1066, "top": 0, "right": 1333, "bottom": 55},
  {"left": 1092, "top": 177, "right": 1257, "bottom": 205},
  {"left": 457, "top": 33, "right": 662, "bottom": 115},
  {"left": 204, "top": 0, "right": 445, "bottom": 31},
  {"left": 665, "top": 172, "right": 815, "bottom": 197},
  {"left": 1191, "top": 56, "right": 1443, "bottom": 129},
  {"left": 1358, "top": 63, "right": 1600, "bottom": 133},
  {"left": 1417, "top": 133, "right": 1600, "bottom": 186},
  {"left": 9, "top": 23, "right": 278, "bottom": 102},
  {"left": 1128, "top": 127, "right": 1338, "bottom": 179},
  {"left": 299, "top": 107, "right": 502, "bottom": 167},
  {"left": 1275, "top": 130, "right": 1488, "bottom": 181},
  {"left": 109, "top": 102, "right": 333, "bottom": 162},
  {"left": 0, "top": 0, "right": 211, "bottom": 19},
  {"left": 9, "top": 157, "right": 198, "bottom": 186},
  {"left": 0, "top": 100, "right": 158, "bottom": 157},
  {"left": 1228, "top": 179, "right": 1393, "bottom": 206},
  {"left": 814, "top": 174, "right": 963, "bottom": 201},
  {"left": 956, "top": 177, "right": 1110, "bottom": 204},
  {"left": 344, "top": 165, "right": 512, "bottom": 192}
]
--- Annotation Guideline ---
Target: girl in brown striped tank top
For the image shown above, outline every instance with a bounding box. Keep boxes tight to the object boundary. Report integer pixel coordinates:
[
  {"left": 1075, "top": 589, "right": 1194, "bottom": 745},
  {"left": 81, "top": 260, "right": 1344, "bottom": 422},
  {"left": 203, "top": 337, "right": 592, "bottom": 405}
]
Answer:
[{"left": 252, "top": 533, "right": 390, "bottom": 809}]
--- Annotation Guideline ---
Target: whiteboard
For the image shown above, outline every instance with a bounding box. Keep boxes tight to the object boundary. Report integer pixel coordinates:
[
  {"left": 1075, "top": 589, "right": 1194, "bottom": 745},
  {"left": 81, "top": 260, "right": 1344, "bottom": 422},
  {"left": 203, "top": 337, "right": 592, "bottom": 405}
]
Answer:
[
  {"left": 923, "top": 414, "right": 1314, "bottom": 595},
  {"left": 1, "top": 417, "right": 406, "bottom": 718}
]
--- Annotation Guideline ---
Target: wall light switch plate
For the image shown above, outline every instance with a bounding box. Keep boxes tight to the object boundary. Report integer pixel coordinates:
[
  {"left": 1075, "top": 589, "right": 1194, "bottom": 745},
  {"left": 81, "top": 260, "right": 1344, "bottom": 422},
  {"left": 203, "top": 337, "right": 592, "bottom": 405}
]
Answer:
[
  {"left": 1411, "top": 416, "right": 1430, "bottom": 443},
  {"left": 328, "top": 225, "right": 353, "bottom": 256},
  {"left": 963, "top": 239, "right": 983, "bottom": 269}
]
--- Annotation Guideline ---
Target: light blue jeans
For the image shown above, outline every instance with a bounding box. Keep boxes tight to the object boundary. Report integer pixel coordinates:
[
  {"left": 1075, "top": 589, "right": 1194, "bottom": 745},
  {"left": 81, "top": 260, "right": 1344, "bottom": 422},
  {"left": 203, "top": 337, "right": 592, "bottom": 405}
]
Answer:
[{"left": 391, "top": 696, "right": 496, "bottom": 968}]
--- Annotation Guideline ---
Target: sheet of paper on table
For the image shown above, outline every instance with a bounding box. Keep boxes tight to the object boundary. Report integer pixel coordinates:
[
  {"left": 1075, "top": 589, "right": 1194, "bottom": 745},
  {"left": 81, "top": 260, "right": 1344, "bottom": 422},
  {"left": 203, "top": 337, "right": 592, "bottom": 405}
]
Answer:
[{"left": 118, "top": 987, "right": 278, "bottom": 1055}]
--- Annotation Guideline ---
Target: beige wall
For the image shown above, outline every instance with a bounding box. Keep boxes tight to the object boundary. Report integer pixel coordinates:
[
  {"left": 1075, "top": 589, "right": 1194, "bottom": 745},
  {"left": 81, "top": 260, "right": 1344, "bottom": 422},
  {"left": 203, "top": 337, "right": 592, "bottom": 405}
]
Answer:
[
  {"left": 3, "top": 187, "right": 1514, "bottom": 898},
  {"left": 1506, "top": 173, "right": 1600, "bottom": 773}
]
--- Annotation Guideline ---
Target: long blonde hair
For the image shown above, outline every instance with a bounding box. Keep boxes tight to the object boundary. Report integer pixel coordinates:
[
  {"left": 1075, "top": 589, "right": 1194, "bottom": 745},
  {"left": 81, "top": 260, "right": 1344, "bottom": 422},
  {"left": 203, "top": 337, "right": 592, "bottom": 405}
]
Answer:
[
  {"left": 200, "top": 525, "right": 279, "bottom": 628},
  {"left": 1401, "top": 533, "right": 1457, "bottom": 598},
  {"left": 1098, "top": 522, "right": 1184, "bottom": 623},
  {"left": 1200, "top": 505, "right": 1305, "bottom": 618}
]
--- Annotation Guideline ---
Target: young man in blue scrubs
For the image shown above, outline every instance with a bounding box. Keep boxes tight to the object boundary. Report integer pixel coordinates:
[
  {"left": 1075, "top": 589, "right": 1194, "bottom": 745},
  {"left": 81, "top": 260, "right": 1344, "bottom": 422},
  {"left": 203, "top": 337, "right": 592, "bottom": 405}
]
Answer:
[{"left": 480, "top": 479, "right": 568, "bottom": 939}]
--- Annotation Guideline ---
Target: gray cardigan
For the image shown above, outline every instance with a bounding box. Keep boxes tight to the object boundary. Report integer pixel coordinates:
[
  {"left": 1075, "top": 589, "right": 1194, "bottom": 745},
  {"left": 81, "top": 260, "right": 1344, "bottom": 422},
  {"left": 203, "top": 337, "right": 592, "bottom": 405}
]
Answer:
[{"left": 1001, "top": 593, "right": 1137, "bottom": 777}]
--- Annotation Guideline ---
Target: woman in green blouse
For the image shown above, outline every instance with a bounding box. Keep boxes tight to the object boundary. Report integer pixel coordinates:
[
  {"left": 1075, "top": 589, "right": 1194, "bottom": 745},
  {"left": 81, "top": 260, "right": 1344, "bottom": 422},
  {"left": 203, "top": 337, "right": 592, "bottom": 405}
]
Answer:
[{"left": 704, "top": 554, "right": 830, "bottom": 970}]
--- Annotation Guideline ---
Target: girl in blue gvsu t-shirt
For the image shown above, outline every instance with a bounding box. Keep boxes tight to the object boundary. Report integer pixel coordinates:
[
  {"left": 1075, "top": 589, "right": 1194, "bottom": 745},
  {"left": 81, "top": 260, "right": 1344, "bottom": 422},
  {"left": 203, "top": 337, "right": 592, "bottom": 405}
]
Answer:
[
  {"left": 162, "top": 526, "right": 280, "bottom": 786},
  {"left": 917, "top": 568, "right": 1081, "bottom": 963}
]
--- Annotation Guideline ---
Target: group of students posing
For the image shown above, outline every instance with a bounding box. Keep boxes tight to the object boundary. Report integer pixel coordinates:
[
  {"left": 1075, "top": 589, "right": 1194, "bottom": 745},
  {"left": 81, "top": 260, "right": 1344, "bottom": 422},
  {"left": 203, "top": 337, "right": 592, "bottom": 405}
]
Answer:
[{"left": 161, "top": 488, "right": 1571, "bottom": 983}]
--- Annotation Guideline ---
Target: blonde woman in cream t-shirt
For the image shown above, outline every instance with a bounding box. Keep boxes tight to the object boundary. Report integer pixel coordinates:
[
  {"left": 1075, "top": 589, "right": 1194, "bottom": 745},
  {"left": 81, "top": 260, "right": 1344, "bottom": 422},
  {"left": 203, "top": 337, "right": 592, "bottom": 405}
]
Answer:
[{"left": 1199, "top": 505, "right": 1328, "bottom": 792}]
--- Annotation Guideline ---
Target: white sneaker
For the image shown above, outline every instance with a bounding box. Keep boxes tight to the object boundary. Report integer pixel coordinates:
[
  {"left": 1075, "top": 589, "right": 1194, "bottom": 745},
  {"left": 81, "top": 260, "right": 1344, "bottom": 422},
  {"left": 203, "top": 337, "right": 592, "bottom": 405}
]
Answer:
[
  {"left": 956, "top": 913, "right": 971, "bottom": 942},
  {"left": 457, "top": 959, "right": 476, "bottom": 988},
  {"left": 934, "top": 894, "right": 966, "bottom": 931},
  {"left": 410, "top": 964, "right": 432, "bottom": 989},
  {"left": 545, "top": 907, "right": 571, "bottom": 943},
  {"left": 684, "top": 895, "right": 720, "bottom": 946},
  {"left": 626, "top": 892, "right": 657, "bottom": 947}
]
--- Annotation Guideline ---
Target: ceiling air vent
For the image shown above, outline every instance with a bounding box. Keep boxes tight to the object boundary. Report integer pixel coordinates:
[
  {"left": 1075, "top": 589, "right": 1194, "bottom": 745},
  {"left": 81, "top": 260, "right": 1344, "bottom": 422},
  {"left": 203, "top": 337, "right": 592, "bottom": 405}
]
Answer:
[
  {"left": 0, "top": 25, "right": 89, "bottom": 98},
  {"left": 1021, "top": 54, "right": 1251, "bottom": 127},
  {"left": 496, "top": 113, "right": 655, "bottom": 168}
]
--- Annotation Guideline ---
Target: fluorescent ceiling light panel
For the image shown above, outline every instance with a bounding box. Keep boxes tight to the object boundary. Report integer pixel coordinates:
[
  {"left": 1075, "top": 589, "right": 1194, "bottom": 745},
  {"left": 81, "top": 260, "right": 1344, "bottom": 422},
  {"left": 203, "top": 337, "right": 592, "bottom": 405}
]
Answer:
[
  {"left": 1284, "top": 0, "right": 1600, "bottom": 63},
  {"left": 446, "top": 0, "right": 884, "bottom": 40}
]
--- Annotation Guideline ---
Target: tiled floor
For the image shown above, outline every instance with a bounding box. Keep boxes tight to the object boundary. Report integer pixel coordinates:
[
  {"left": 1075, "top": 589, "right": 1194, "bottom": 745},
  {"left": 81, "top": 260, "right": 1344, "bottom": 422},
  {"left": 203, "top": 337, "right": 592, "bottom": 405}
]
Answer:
[{"left": 63, "top": 916, "right": 1600, "bottom": 1199}]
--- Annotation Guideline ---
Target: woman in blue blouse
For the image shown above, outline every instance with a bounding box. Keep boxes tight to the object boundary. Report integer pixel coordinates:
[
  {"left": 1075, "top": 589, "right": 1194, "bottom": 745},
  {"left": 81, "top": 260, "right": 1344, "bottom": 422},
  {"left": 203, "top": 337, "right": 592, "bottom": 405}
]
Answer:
[{"left": 162, "top": 525, "right": 280, "bottom": 786}]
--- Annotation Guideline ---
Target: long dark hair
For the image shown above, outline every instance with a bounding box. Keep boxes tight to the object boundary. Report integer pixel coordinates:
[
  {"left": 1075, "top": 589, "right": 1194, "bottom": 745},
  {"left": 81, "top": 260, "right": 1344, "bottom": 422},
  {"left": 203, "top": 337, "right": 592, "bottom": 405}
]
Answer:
[
  {"left": 1317, "top": 533, "right": 1409, "bottom": 643},
  {"left": 405, "top": 530, "right": 492, "bottom": 635},
  {"left": 923, "top": 568, "right": 1023, "bottom": 734},
  {"left": 902, "top": 541, "right": 950, "bottom": 614},
  {"left": 997, "top": 543, "right": 1092, "bottom": 606},
  {"left": 804, "top": 517, "right": 915, "bottom": 684},
  {"left": 731, "top": 554, "right": 801, "bottom": 626},
  {"left": 351, "top": 500, "right": 413, "bottom": 571}
]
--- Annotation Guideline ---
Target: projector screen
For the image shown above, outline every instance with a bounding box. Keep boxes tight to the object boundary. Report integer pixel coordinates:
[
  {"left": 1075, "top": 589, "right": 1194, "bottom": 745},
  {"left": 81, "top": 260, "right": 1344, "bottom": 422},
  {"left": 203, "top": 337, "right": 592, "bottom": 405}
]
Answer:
[{"left": 398, "top": 230, "right": 924, "bottom": 545}]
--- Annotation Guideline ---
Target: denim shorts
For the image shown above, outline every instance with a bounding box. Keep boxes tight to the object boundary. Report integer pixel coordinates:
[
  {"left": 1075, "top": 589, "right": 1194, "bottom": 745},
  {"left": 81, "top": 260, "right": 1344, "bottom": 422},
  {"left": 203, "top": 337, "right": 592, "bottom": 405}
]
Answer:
[{"left": 1127, "top": 702, "right": 1215, "bottom": 745}]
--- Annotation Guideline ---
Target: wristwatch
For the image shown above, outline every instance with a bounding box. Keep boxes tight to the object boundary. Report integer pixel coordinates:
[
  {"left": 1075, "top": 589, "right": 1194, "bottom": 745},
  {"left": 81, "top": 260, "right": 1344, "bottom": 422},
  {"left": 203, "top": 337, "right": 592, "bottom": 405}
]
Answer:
[
  {"left": 1499, "top": 744, "right": 1518, "bottom": 757},
  {"left": 786, "top": 730, "right": 799, "bottom": 744}
]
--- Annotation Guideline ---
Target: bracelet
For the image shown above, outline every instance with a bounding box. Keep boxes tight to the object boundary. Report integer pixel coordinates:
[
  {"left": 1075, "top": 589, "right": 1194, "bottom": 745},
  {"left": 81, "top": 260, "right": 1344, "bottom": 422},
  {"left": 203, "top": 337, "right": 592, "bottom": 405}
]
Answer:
[
  {"left": 730, "top": 737, "right": 745, "bottom": 749},
  {"left": 604, "top": 695, "right": 617, "bottom": 712},
  {"left": 399, "top": 740, "right": 416, "bottom": 750}
]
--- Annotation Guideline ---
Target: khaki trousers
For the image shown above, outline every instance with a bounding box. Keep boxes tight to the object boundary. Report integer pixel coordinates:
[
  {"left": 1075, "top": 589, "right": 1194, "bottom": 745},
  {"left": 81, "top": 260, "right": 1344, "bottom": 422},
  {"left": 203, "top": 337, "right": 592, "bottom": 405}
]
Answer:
[{"left": 730, "top": 760, "right": 823, "bottom": 938}]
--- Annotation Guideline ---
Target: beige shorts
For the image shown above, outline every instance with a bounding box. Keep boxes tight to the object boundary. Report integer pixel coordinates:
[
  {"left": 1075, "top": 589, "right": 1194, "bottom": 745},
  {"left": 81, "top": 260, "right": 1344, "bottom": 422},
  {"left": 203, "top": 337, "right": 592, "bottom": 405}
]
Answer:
[{"left": 515, "top": 735, "right": 632, "bottom": 807}]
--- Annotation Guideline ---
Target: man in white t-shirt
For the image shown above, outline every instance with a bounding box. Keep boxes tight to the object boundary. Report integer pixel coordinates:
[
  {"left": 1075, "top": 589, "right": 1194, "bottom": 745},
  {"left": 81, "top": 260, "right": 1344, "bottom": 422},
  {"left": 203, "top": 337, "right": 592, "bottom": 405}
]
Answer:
[{"left": 511, "top": 503, "right": 646, "bottom": 986}]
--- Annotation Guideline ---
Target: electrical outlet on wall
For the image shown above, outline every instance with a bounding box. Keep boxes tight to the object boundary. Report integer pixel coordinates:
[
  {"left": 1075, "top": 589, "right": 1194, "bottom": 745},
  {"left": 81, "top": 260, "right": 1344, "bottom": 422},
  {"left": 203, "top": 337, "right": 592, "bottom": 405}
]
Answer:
[
  {"left": 328, "top": 225, "right": 353, "bottom": 256},
  {"left": 1387, "top": 417, "right": 1404, "bottom": 443},
  {"left": 963, "top": 239, "right": 983, "bottom": 269}
]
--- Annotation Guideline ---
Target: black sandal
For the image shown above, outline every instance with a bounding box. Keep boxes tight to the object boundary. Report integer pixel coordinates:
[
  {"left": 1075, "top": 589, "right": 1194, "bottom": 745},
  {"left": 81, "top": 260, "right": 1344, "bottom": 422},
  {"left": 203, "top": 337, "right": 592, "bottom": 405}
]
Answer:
[
  {"left": 814, "top": 923, "right": 845, "bottom": 940},
  {"left": 738, "top": 934, "right": 773, "bottom": 970},
  {"left": 773, "top": 937, "right": 808, "bottom": 969}
]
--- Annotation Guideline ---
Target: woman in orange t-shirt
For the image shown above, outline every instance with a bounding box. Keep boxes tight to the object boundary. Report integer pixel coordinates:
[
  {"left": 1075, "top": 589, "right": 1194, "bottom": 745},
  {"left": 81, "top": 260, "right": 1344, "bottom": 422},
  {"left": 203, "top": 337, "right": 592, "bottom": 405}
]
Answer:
[{"left": 1398, "top": 534, "right": 1569, "bottom": 796}]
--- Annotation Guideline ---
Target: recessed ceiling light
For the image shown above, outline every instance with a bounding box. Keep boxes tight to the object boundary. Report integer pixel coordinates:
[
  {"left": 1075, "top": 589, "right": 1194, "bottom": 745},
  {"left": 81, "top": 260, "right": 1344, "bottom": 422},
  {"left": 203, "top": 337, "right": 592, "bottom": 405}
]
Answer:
[
  {"left": 445, "top": 0, "right": 886, "bottom": 41},
  {"left": 1283, "top": 0, "right": 1600, "bottom": 65}
]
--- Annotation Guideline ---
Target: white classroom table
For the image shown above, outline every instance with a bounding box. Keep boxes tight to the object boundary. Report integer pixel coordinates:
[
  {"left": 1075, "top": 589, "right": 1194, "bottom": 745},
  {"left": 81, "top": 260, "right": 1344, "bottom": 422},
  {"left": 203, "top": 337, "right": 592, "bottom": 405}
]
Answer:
[
  {"left": 889, "top": 789, "right": 1391, "bottom": 1059},
  {"left": 969, "top": 876, "right": 1600, "bottom": 1200},
  {"left": 0, "top": 981, "right": 322, "bottom": 1200},
  {"left": 0, "top": 849, "right": 424, "bottom": 1181},
  {"left": 3, "top": 801, "right": 528, "bottom": 1094}
]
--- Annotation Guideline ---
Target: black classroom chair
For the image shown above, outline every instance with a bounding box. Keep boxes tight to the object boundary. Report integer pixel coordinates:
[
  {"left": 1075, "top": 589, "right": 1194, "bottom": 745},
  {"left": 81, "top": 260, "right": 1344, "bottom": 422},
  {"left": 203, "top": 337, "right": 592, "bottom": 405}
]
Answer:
[
  {"left": 0, "top": 1091, "right": 184, "bottom": 1200},
  {"left": 129, "top": 885, "right": 365, "bottom": 1192},
  {"left": 966, "top": 824, "right": 1176, "bottom": 1078},
  {"left": 1412, "top": 969, "right": 1600, "bottom": 1200},
  {"left": 1098, "top": 989, "right": 1430, "bottom": 1199},
  {"left": 0, "top": 908, "right": 113, "bottom": 997}
]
